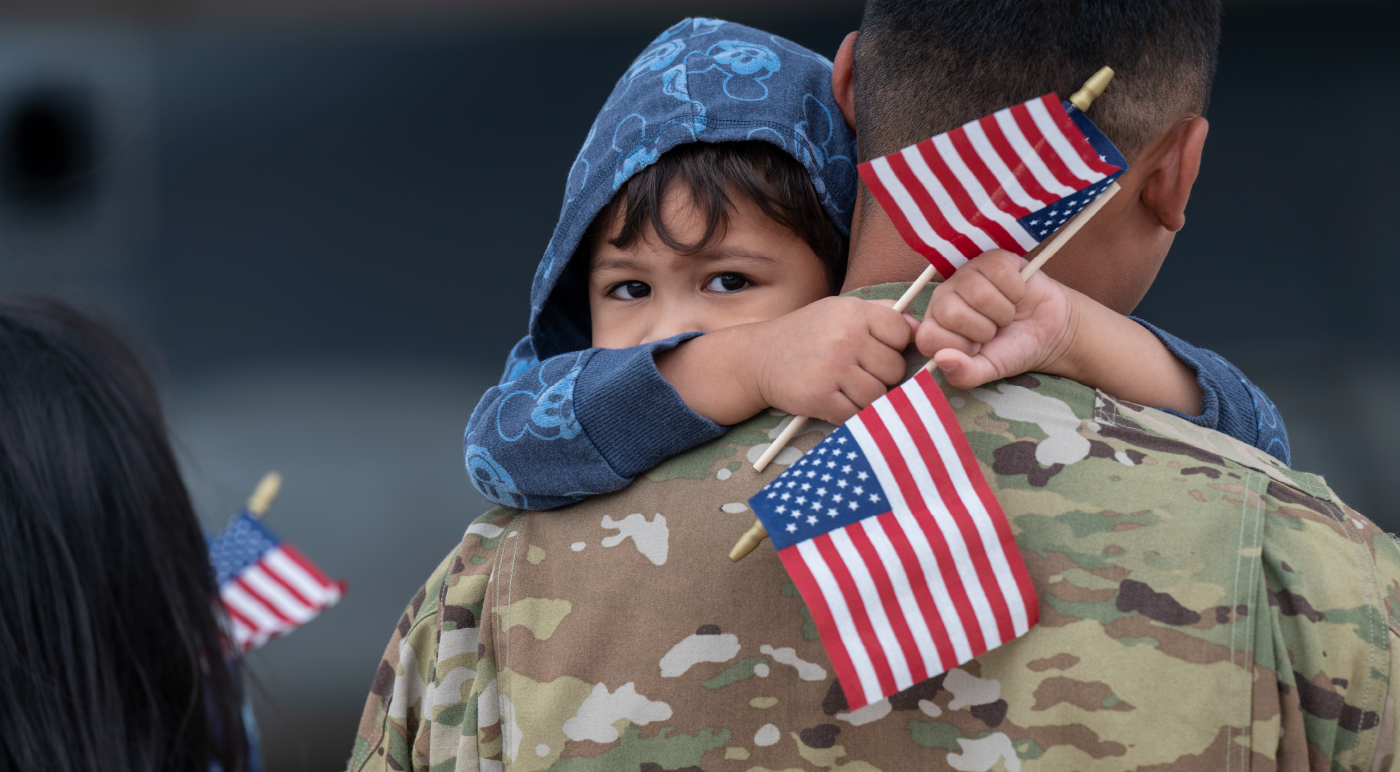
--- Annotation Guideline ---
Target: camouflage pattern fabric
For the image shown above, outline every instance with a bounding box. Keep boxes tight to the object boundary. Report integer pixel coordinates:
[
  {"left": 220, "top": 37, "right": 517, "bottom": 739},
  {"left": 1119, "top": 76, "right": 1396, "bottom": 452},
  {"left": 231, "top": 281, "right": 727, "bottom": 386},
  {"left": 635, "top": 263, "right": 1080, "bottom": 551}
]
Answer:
[{"left": 350, "top": 283, "right": 1400, "bottom": 772}]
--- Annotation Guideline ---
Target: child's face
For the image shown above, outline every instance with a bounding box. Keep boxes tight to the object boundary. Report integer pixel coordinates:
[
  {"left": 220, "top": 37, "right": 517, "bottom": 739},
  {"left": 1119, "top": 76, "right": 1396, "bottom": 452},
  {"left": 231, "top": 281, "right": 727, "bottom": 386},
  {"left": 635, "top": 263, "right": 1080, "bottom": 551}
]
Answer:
[{"left": 588, "top": 187, "right": 831, "bottom": 349}]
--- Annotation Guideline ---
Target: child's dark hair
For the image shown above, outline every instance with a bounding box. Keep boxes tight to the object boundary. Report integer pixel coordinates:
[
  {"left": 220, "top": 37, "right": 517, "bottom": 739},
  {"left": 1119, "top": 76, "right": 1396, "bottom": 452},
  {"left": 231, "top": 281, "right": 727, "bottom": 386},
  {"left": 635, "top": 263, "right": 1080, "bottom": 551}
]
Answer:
[{"left": 591, "top": 141, "right": 848, "bottom": 294}]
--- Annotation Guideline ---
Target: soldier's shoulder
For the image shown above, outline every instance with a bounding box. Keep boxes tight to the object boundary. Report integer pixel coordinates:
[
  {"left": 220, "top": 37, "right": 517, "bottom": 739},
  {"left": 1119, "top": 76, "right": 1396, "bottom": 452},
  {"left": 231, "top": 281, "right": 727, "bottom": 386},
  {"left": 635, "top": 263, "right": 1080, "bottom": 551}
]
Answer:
[
  {"left": 969, "top": 371, "right": 1398, "bottom": 567},
  {"left": 348, "top": 506, "right": 521, "bottom": 772}
]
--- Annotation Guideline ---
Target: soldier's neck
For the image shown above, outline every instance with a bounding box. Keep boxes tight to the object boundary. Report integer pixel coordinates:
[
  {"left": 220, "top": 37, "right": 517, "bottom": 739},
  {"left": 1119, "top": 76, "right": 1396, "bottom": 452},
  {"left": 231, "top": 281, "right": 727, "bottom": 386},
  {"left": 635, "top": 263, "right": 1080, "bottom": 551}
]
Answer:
[{"left": 841, "top": 191, "right": 938, "bottom": 293}]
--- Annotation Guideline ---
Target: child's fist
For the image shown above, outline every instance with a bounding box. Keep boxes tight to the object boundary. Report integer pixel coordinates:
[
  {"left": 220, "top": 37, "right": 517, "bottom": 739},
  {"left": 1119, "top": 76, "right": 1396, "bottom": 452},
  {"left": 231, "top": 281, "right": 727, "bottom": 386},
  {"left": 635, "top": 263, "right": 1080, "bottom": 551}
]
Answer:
[
  {"left": 916, "top": 249, "right": 1076, "bottom": 389},
  {"left": 751, "top": 295, "right": 917, "bottom": 425}
]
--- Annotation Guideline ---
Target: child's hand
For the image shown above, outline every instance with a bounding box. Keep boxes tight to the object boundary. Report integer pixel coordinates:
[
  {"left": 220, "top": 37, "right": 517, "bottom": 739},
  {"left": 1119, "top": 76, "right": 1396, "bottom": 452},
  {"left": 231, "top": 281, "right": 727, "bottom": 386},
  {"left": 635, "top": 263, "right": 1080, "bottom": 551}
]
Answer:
[
  {"left": 748, "top": 296, "right": 918, "bottom": 425},
  {"left": 915, "top": 250, "right": 1077, "bottom": 389}
]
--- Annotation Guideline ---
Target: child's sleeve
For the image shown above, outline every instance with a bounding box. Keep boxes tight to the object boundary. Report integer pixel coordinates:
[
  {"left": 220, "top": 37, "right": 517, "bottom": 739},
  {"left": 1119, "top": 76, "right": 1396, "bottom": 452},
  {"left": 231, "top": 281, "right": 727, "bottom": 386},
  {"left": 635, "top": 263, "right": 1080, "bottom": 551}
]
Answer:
[
  {"left": 1132, "top": 319, "right": 1291, "bottom": 465},
  {"left": 464, "top": 334, "right": 725, "bottom": 510}
]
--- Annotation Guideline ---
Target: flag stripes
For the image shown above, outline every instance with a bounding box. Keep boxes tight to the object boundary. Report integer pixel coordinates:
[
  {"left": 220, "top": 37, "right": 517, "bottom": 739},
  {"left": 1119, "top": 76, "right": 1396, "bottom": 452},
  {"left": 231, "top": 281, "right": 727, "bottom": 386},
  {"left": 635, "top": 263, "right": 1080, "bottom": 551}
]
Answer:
[
  {"left": 859, "top": 93, "right": 1124, "bottom": 279},
  {"left": 208, "top": 510, "right": 345, "bottom": 653},
  {"left": 755, "top": 370, "right": 1038, "bottom": 709}
]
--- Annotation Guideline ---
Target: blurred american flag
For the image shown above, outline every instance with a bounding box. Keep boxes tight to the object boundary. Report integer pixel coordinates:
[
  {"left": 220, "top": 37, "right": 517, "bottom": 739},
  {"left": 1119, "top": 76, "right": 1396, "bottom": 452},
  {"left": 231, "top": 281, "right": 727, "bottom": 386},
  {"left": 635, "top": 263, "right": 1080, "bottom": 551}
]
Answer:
[{"left": 207, "top": 510, "right": 345, "bottom": 653}]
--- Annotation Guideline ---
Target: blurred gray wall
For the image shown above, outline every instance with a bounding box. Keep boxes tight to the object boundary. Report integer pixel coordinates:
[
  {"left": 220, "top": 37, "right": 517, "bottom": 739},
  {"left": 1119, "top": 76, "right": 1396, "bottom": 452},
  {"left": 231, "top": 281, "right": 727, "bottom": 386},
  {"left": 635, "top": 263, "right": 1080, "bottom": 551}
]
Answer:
[{"left": 0, "top": 3, "right": 1395, "bottom": 770}]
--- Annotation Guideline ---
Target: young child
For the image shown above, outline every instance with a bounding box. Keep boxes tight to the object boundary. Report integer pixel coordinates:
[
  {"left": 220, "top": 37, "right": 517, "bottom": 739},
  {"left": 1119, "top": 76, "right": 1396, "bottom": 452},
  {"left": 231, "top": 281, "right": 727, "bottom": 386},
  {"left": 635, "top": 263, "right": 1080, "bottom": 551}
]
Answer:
[{"left": 465, "top": 18, "right": 1288, "bottom": 511}]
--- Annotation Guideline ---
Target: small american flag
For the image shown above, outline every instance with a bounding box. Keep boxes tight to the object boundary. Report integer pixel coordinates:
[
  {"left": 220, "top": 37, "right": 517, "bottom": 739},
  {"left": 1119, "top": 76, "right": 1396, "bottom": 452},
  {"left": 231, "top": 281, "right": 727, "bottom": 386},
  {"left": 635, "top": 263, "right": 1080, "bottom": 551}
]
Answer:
[
  {"left": 207, "top": 510, "right": 345, "bottom": 653},
  {"left": 859, "top": 93, "right": 1127, "bottom": 279},
  {"left": 748, "top": 370, "right": 1037, "bottom": 709}
]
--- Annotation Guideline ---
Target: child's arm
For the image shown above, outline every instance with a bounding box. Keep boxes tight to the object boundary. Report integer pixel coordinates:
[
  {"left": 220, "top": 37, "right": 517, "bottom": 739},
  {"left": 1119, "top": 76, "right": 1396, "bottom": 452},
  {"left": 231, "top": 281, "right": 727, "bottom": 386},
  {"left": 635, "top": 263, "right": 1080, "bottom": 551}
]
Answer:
[
  {"left": 464, "top": 335, "right": 724, "bottom": 510},
  {"left": 467, "top": 301, "right": 917, "bottom": 510},
  {"left": 917, "top": 250, "right": 1290, "bottom": 463},
  {"left": 655, "top": 295, "right": 918, "bottom": 426},
  {"left": 1127, "top": 320, "right": 1291, "bottom": 464}
]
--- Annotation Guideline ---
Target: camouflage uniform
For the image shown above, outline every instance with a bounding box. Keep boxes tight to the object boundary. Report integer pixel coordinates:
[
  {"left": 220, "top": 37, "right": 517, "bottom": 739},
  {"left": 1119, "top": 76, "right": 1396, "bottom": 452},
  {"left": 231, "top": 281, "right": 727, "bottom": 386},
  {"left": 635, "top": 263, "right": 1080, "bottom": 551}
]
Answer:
[{"left": 351, "top": 283, "right": 1400, "bottom": 772}]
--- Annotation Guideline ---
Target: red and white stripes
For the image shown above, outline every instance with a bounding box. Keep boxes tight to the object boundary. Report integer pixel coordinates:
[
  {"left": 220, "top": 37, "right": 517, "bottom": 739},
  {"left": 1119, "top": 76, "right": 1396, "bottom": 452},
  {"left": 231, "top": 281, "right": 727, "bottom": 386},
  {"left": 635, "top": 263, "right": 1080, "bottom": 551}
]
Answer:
[
  {"left": 780, "top": 370, "right": 1037, "bottom": 708},
  {"left": 859, "top": 93, "right": 1121, "bottom": 279},
  {"left": 221, "top": 544, "right": 345, "bottom": 652}
]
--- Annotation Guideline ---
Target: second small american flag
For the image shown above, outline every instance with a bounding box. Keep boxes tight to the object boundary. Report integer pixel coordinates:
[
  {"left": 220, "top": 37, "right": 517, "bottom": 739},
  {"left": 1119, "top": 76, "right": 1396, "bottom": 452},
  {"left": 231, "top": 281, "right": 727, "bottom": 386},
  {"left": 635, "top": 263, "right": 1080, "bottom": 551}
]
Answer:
[
  {"left": 859, "top": 92, "right": 1126, "bottom": 280},
  {"left": 748, "top": 370, "right": 1038, "bottom": 709}
]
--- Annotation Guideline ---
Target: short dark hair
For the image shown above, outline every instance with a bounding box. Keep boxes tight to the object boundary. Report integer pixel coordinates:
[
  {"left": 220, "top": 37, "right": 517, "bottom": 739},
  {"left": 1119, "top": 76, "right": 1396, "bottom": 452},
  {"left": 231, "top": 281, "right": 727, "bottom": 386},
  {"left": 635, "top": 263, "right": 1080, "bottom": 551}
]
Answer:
[
  {"left": 590, "top": 141, "right": 849, "bottom": 294},
  {"left": 0, "top": 297, "right": 247, "bottom": 772},
  {"left": 854, "top": 0, "right": 1222, "bottom": 164}
]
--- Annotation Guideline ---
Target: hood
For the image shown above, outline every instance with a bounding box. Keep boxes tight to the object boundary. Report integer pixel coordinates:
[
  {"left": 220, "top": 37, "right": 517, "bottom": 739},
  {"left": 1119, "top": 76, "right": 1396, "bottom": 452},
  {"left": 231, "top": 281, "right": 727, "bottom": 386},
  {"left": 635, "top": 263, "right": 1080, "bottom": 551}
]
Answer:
[{"left": 526, "top": 18, "right": 858, "bottom": 360}]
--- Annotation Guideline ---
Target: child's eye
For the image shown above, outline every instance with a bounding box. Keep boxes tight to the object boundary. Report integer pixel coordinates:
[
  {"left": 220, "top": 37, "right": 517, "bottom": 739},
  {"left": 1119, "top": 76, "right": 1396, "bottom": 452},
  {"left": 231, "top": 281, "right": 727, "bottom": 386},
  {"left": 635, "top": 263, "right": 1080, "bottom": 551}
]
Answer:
[
  {"left": 609, "top": 281, "right": 651, "bottom": 300},
  {"left": 704, "top": 273, "right": 751, "bottom": 293}
]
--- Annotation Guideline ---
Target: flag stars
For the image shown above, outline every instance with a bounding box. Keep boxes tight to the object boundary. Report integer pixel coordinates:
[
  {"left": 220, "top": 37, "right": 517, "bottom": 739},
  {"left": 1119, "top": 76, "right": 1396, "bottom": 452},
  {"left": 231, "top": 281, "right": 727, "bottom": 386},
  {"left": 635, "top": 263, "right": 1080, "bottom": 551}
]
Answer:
[{"left": 753, "top": 430, "right": 897, "bottom": 535}]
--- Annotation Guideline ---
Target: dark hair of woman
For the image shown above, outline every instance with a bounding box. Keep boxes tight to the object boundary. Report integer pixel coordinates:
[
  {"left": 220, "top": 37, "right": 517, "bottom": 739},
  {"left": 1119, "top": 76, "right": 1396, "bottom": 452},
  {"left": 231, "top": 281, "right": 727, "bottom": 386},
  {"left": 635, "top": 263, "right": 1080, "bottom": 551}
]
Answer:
[{"left": 0, "top": 297, "right": 246, "bottom": 772}]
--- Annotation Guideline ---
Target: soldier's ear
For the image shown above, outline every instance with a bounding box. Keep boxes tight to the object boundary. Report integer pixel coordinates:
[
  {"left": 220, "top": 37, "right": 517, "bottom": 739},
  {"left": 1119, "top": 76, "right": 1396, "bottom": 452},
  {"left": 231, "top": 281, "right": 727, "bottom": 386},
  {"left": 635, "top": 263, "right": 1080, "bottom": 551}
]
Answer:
[
  {"left": 832, "top": 32, "right": 857, "bottom": 133},
  {"left": 1139, "top": 116, "right": 1208, "bottom": 233}
]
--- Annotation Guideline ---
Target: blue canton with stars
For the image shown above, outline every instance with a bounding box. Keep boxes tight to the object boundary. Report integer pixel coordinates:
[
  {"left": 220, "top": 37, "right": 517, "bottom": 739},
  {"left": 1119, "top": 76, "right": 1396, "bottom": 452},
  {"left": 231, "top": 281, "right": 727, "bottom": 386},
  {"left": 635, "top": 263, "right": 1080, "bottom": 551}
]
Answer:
[
  {"left": 206, "top": 510, "right": 282, "bottom": 587},
  {"left": 1014, "top": 102, "right": 1128, "bottom": 241},
  {"left": 748, "top": 425, "right": 895, "bottom": 551}
]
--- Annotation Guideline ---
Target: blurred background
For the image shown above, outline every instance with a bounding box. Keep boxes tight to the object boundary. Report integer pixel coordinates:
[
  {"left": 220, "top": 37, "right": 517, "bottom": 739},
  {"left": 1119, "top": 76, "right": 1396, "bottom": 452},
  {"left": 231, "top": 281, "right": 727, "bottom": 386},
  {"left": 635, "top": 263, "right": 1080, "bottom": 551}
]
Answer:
[{"left": 0, "top": 0, "right": 1393, "bottom": 768}]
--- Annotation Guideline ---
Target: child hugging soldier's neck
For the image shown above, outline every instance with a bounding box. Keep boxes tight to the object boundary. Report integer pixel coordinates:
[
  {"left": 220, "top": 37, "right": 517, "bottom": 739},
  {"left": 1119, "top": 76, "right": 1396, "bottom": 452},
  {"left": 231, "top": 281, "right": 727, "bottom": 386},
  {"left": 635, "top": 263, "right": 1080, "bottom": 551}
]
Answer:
[
  {"left": 589, "top": 140, "right": 919, "bottom": 429},
  {"left": 463, "top": 16, "right": 1289, "bottom": 517}
]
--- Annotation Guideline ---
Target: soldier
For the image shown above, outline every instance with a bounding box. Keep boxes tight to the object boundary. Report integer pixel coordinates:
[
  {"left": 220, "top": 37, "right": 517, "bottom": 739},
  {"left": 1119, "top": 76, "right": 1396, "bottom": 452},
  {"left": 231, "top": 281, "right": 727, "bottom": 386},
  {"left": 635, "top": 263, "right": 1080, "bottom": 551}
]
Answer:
[{"left": 350, "top": 2, "right": 1400, "bottom": 770}]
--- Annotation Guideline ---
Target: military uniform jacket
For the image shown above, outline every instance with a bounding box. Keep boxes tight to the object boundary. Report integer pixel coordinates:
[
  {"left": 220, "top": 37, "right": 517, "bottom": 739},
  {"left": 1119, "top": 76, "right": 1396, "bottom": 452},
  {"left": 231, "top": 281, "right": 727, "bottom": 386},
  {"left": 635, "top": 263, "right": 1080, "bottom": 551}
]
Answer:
[{"left": 351, "top": 284, "right": 1400, "bottom": 772}]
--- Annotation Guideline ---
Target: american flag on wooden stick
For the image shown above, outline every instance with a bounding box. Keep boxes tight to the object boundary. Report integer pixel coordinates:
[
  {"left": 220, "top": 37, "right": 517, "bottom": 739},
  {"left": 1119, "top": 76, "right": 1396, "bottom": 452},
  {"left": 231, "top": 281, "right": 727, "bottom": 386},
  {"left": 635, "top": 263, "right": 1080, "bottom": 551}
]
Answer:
[
  {"left": 208, "top": 510, "right": 346, "bottom": 653},
  {"left": 859, "top": 92, "right": 1127, "bottom": 280},
  {"left": 748, "top": 370, "right": 1037, "bottom": 709}
]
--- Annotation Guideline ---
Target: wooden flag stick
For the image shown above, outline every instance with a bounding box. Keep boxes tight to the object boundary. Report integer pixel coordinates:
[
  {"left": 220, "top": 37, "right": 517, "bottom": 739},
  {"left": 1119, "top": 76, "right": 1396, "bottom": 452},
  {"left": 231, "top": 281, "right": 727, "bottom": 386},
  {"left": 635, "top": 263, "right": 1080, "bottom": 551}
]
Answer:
[
  {"left": 247, "top": 471, "right": 282, "bottom": 519},
  {"left": 751, "top": 263, "right": 941, "bottom": 474},
  {"left": 732, "top": 68, "right": 1119, "bottom": 563},
  {"left": 733, "top": 183, "right": 1121, "bottom": 563},
  {"left": 1020, "top": 182, "right": 1120, "bottom": 282},
  {"left": 914, "top": 181, "right": 1120, "bottom": 376}
]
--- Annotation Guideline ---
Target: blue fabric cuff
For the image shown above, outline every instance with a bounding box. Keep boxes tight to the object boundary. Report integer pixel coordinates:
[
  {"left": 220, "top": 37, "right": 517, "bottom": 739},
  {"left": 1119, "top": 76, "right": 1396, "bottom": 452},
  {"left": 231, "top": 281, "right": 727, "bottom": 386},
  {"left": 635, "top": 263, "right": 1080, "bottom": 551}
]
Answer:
[
  {"left": 1132, "top": 317, "right": 1290, "bottom": 465},
  {"left": 1132, "top": 318, "right": 1220, "bottom": 428},
  {"left": 573, "top": 333, "right": 727, "bottom": 479}
]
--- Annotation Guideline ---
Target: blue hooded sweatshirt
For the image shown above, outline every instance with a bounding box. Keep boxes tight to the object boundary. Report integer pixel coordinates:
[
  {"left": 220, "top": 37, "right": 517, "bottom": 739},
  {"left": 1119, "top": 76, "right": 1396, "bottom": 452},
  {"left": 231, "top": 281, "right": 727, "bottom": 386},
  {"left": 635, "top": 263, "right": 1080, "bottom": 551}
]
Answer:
[
  {"left": 464, "top": 18, "right": 1289, "bottom": 510},
  {"left": 463, "top": 19, "right": 858, "bottom": 509}
]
